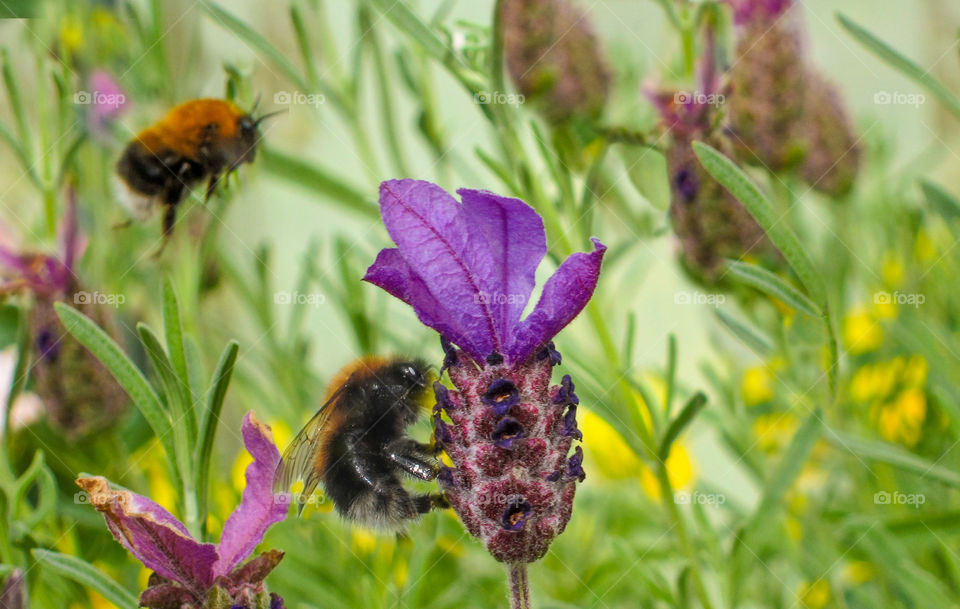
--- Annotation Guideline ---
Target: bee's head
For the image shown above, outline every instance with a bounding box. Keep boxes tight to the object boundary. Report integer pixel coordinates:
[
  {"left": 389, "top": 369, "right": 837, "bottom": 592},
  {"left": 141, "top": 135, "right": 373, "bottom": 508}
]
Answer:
[
  {"left": 372, "top": 359, "right": 431, "bottom": 413},
  {"left": 235, "top": 114, "right": 260, "bottom": 164}
]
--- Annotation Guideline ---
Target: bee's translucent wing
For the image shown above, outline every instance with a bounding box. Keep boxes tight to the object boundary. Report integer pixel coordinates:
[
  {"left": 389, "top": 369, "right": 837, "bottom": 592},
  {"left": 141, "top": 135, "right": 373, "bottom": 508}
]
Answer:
[{"left": 273, "top": 384, "right": 348, "bottom": 516}]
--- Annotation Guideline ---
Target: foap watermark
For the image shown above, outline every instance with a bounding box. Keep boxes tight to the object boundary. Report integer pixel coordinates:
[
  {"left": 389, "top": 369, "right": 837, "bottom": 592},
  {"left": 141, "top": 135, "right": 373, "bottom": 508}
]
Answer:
[
  {"left": 273, "top": 91, "right": 325, "bottom": 108},
  {"left": 274, "top": 491, "right": 327, "bottom": 507},
  {"left": 874, "top": 491, "right": 925, "bottom": 508},
  {"left": 73, "top": 90, "right": 126, "bottom": 108},
  {"left": 674, "top": 91, "right": 725, "bottom": 107},
  {"left": 874, "top": 290, "right": 925, "bottom": 308},
  {"left": 74, "top": 290, "right": 125, "bottom": 308},
  {"left": 474, "top": 292, "right": 526, "bottom": 306},
  {"left": 674, "top": 290, "right": 725, "bottom": 307},
  {"left": 74, "top": 490, "right": 109, "bottom": 506},
  {"left": 873, "top": 91, "right": 925, "bottom": 108},
  {"left": 475, "top": 491, "right": 527, "bottom": 507},
  {"left": 274, "top": 290, "right": 325, "bottom": 308},
  {"left": 474, "top": 91, "right": 525, "bottom": 107},
  {"left": 674, "top": 491, "right": 725, "bottom": 506}
]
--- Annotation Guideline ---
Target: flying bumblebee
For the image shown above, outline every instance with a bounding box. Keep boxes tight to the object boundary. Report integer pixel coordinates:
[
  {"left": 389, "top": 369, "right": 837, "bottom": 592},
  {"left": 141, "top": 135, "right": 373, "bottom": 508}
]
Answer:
[
  {"left": 115, "top": 98, "right": 277, "bottom": 245},
  {"left": 273, "top": 357, "right": 448, "bottom": 530}
]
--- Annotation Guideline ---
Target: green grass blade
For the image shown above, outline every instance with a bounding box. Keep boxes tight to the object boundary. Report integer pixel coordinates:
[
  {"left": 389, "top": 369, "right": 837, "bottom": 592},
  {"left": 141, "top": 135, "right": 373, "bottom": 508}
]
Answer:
[
  {"left": 162, "top": 278, "right": 196, "bottom": 444},
  {"left": 838, "top": 13, "right": 960, "bottom": 121},
  {"left": 726, "top": 260, "right": 822, "bottom": 317},
  {"left": 32, "top": 549, "right": 139, "bottom": 609},
  {"left": 196, "top": 340, "right": 239, "bottom": 538},
  {"left": 54, "top": 303, "right": 178, "bottom": 484}
]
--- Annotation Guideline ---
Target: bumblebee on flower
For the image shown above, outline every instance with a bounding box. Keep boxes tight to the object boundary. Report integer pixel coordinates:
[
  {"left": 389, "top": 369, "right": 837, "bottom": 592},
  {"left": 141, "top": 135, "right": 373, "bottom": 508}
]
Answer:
[{"left": 363, "top": 179, "right": 605, "bottom": 606}]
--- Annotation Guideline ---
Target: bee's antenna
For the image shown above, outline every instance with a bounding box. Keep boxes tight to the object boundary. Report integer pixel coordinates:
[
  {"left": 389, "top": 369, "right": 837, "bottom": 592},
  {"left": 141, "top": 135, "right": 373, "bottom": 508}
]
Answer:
[
  {"left": 251, "top": 93, "right": 262, "bottom": 114},
  {"left": 254, "top": 109, "right": 287, "bottom": 127}
]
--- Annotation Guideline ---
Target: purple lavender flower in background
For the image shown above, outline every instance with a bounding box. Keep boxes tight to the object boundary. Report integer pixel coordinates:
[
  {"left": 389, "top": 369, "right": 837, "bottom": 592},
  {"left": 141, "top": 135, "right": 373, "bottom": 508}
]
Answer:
[
  {"left": 646, "top": 32, "right": 779, "bottom": 284},
  {"left": 0, "top": 190, "right": 126, "bottom": 436},
  {"left": 86, "top": 70, "right": 127, "bottom": 135},
  {"left": 76, "top": 413, "right": 288, "bottom": 609},
  {"left": 364, "top": 179, "right": 604, "bottom": 605}
]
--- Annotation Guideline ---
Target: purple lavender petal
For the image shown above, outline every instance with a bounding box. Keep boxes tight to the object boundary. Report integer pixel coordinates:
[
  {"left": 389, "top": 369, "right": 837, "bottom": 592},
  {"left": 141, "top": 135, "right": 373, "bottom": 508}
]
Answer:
[
  {"left": 457, "top": 189, "right": 545, "bottom": 339},
  {"left": 508, "top": 238, "right": 607, "bottom": 363},
  {"left": 362, "top": 248, "right": 413, "bottom": 304},
  {"left": 213, "top": 413, "right": 288, "bottom": 578},
  {"left": 76, "top": 477, "right": 217, "bottom": 590},
  {"left": 373, "top": 179, "right": 503, "bottom": 361}
]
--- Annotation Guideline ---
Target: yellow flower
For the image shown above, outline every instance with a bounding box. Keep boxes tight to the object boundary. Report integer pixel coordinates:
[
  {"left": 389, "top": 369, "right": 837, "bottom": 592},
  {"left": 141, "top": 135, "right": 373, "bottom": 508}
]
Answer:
[
  {"left": 752, "top": 413, "right": 799, "bottom": 454},
  {"left": 59, "top": 16, "right": 83, "bottom": 53},
  {"left": 844, "top": 561, "right": 875, "bottom": 583},
  {"left": 881, "top": 253, "right": 904, "bottom": 287},
  {"left": 580, "top": 410, "right": 642, "bottom": 479},
  {"left": 843, "top": 306, "right": 882, "bottom": 355},
  {"left": 799, "top": 579, "right": 831, "bottom": 609},
  {"left": 903, "top": 355, "right": 928, "bottom": 387},
  {"left": 742, "top": 366, "right": 775, "bottom": 406},
  {"left": 914, "top": 230, "right": 937, "bottom": 262},
  {"left": 139, "top": 441, "right": 176, "bottom": 511},
  {"left": 876, "top": 387, "right": 926, "bottom": 446},
  {"left": 639, "top": 443, "right": 696, "bottom": 500}
]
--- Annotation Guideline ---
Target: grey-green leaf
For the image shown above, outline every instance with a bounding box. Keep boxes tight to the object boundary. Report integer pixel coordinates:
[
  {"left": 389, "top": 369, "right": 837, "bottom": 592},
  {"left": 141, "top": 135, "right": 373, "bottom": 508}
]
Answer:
[{"left": 32, "top": 549, "right": 139, "bottom": 609}]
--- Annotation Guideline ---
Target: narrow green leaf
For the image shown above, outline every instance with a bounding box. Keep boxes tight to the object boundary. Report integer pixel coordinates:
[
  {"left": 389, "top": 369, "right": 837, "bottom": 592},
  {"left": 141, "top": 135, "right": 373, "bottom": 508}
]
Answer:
[
  {"left": 658, "top": 393, "right": 707, "bottom": 462},
  {"left": 747, "top": 409, "right": 823, "bottom": 544},
  {"left": 714, "top": 308, "right": 774, "bottom": 356},
  {"left": 838, "top": 13, "right": 960, "bottom": 121},
  {"left": 196, "top": 340, "right": 239, "bottom": 537},
  {"left": 692, "top": 142, "right": 826, "bottom": 308},
  {"left": 827, "top": 430, "right": 960, "bottom": 489},
  {"left": 137, "top": 324, "right": 193, "bottom": 483},
  {"left": 726, "top": 260, "right": 822, "bottom": 317},
  {"left": 32, "top": 549, "right": 139, "bottom": 609},
  {"left": 54, "top": 303, "right": 178, "bottom": 482},
  {"left": 201, "top": 2, "right": 310, "bottom": 92},
  {"left": 261, "top": 148, "right": 376, "bottom": 219},
  {"left": 162, "top": 278, "right": 196, "bottom": 444},
  {"left": 920, "top": 178, "right": 960, "bottom": 224}
]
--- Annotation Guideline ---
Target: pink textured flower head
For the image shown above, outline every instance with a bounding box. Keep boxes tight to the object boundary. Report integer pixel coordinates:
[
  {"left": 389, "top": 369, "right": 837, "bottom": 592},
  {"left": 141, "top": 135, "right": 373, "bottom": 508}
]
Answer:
[
  {"left": 364, "top": 180, "right": 604, "bottom": 580},
  {"left": 76, "top": 413, "right": 288, "bottom": 609}
]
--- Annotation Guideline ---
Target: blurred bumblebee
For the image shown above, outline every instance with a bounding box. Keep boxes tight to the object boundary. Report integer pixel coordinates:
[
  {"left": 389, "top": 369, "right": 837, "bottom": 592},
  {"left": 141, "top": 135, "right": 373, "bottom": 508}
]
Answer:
[
  {"left": 115, "top": 98, "right": 277, "bottom": 245},
  {"left": 273, "top": 356, "right": 449, "bottom": 530}
]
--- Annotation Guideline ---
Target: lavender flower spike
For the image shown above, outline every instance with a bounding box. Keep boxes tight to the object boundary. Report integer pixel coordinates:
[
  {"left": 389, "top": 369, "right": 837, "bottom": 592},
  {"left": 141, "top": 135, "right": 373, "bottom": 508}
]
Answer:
[
  {"left": 364, "top": 180, "right": 605, "bottom": 604},
  {"left": 76, "top": 412, "right": 288, "bottom": 609}
]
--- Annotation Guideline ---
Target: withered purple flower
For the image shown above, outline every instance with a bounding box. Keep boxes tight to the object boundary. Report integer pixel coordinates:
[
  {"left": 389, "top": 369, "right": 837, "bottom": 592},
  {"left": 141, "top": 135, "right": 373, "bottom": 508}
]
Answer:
[
  {"left": 76, "top": 413, "right": 288, "bottom": 609},
  {"left": 363, "top": 179, "right": 604, "bottom": 603},
  {"left": 647, "top": 32, "right": 779, "bottom": 283},
  {"left": 0, "top": 190, "right": 126, "bottom": 436}
]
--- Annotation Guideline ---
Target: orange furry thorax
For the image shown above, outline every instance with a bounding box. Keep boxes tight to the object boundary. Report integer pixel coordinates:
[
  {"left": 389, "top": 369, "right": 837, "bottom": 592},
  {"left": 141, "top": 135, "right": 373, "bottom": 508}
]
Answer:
[{"left": 131, "top": 98, "right": 247, "bottom": 158}]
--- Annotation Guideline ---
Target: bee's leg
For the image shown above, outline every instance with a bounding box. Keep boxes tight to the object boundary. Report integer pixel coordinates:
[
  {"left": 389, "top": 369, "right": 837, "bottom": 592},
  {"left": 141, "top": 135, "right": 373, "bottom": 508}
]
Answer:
[
  {"left": 412, "top": 493, "right": 450, "bottom": 514},
  {"left": 386, "top": 439, "right": 439, "bottom": 481},
  {"left": 151, "top": 204, "right": 177, "bottom": 258},
  {"left": 204, "top": 173, "right": 221, "bottom": 203},
  {"left": 111, "top": 218, "right": 133, "bottom": 230}
]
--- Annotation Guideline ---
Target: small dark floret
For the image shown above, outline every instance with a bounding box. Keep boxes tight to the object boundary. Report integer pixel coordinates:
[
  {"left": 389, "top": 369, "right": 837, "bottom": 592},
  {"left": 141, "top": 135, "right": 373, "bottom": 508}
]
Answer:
[
  {"left": 493, "top": 417, "right": 526, "bottom": 448},
  {"left": 483, "top": 379, "right": 520, "bottom": 415}
]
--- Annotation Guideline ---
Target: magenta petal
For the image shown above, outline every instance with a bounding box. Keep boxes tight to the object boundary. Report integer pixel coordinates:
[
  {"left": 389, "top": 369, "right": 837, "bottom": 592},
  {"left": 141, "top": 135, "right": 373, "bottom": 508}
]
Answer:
[
  {"left": 376, "top": 179, "right": 502, "bottom": 361},
  {"left": 457, "top": 189, "right": 545, "bottom": 340},
  {"left": 76, "top": 477, "right": 217, "bottom": 590},
  {"left": 508, "top": 238, "right": 607, "bottom": 363},
  {"left": 213, "top": 413, "right": 288, "bottom": 578}
]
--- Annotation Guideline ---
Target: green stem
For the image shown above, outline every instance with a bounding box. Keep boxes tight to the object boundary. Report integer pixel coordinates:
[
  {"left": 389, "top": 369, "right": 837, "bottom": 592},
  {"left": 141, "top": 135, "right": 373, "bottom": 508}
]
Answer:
[{"left": 656, "top": 463, "right": 715, "bottom": 609}]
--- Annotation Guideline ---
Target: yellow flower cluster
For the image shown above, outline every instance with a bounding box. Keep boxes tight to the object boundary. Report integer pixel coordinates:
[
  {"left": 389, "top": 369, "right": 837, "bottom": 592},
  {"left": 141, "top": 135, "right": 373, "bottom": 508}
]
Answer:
[{"left": 850, "top": 356, "right": 928, "bottom": 446}]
